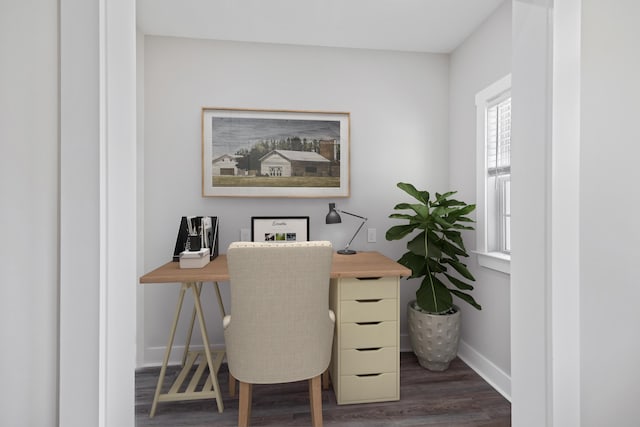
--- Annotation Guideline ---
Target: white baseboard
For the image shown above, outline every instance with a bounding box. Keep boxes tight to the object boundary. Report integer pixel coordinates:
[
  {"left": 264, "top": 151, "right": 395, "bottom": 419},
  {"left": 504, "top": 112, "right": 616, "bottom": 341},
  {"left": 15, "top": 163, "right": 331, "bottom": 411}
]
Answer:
[
  {"left": 400, "top": 334, "right": 511, "bottom": 401},
  {"left": 140, "top": 338, "right": 511, "bottom": 403},
  {"left": 457, "top": 340, "right": 511, "bottom": 401},
  {"left": 400, "top": 333, "right": 412, "bottom": 352},
  {"left": 138, "top": 343, "right": 227, "bottom": 369}
]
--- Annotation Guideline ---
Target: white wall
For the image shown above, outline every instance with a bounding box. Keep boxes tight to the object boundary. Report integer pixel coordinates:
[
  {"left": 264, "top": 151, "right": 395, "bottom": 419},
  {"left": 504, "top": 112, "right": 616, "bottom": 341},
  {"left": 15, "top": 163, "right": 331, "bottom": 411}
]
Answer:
[
  {"left": 449, "top": 0, "right": 512, "bottom": 398},
  {"left": 0, "top": 1, "right": 59, "bottom": 425},
  {"left": 140, "top": 36, "right": 450, "bottom": 365},
  {"left": 580, "top": 1, "right": 640, "bottom": 425}
]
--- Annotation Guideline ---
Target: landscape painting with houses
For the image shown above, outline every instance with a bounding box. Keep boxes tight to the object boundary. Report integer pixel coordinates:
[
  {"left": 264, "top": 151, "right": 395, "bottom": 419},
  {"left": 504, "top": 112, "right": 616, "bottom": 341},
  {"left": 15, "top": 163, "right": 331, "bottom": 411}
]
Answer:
[
  {"left": 210, "top": 116, "right": 341, "bottom": 188},
  {"left": 202, "top": 109, "right": 349, "bottom": 197}
]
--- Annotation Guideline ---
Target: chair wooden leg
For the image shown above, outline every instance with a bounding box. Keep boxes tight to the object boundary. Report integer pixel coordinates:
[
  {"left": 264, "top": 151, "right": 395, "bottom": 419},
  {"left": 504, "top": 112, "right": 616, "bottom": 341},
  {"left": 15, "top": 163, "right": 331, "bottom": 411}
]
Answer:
[
  {"left": 309, "top": 375, "right": 323, "bottom": 427},
  {"left": 322, "top": 368, "right": 330, "bottom": 390},
  {"left": 238, "top": 381, "right": 253, "bottom": 427},
  {"left": 229, "top": 374, "right": 236, "bottom": 397}
]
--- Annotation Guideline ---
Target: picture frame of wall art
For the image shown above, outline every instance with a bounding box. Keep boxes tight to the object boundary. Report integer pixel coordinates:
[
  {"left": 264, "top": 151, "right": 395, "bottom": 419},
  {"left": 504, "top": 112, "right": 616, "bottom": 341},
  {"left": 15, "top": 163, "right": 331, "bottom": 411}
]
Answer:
[
  {"left": 202, "top": 108, "right": 350, "bottom": 198},
  {"left": 251, "top": 216, "right": 310, "bottom": 243}
]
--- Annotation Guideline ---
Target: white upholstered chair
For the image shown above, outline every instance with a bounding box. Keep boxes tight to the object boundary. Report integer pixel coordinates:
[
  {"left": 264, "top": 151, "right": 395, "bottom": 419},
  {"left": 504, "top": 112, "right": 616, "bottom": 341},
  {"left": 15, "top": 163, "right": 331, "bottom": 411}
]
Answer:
[{"left": 223, "top": 241, "right": 335, "bottom": 427}]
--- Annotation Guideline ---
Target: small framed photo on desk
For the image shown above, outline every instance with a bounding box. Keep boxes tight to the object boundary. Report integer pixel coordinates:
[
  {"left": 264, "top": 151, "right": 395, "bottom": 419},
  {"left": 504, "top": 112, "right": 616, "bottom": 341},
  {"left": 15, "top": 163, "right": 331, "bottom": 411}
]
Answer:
[{"left": 251, "top": 216, "right": 309, "bottom": 242}]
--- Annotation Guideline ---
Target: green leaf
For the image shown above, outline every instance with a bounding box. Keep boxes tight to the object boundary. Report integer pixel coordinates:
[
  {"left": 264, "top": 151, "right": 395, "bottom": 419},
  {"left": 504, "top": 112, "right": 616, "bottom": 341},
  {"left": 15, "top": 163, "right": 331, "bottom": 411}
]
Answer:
[
  {"left": 434, "top": 191, "right": 457, "bottom": 203},
  {"left": 446, "top": 209, "right": 476, "bottom": 225},
  {"left": 432, "top": 215, "right": 453, "bottom": 229},
  {"left": 411, "top": 204, "right": 430, "bottom": 219},
  {"left": 392, "top": 202, "right": 429, "bottom": 219},
  {"left": 407, "top": 232, "right": 428, "bottom": 257},
  {"left": 427, "top": 239, "right": 442, "bottom": 259},
  {"left": 427, "top": 257, "right": 446, "bottom": 274},
  {"left": 439, "top": 239, "right": 466, "bottom": 258},
  {"left": 443, "top": 230, "right": 464, "bottom": 249},
  {"left": 388, "top": 213, "right": 416, "bottom": 220},
  {"left": 431, "top": 206, "right": 457, "bottom": 219},
  {"left": 442, "top": 258, "right": 475, "bottom": 281},
  {"left": 426, "top": 229, "right": 441, "bottom": 243},
  {"left": 397, "top": 182, "right": 430, "bottom": 205},
  {"left": 450, "top": 289, "right": 482, "bottom": 310},
  {"left": 416, "top": 275, "right": 453, "bottom": 314},
  {"left": 398, "top": 252, "right": 428, "bottom": 278},
  {"left": 452, "top": 204, "right": 476, "bottom": 216},
  {"left": 453, "top": 216, "right": 475, "bottom": 223},
  {"left": 385, "top": 224, "right": 419, "bottom": 241},
  {"left": 392, "top": 202, "right": 413, "bottom": 211},
  {"left": 451, "top": 223, "right": 475, "bottom": 230},
  {"left": 440, "top": 198, "right": 466, "bottom": 207},
  {"left": 444, "top": 273, "right": 474, "bottom": 290}
]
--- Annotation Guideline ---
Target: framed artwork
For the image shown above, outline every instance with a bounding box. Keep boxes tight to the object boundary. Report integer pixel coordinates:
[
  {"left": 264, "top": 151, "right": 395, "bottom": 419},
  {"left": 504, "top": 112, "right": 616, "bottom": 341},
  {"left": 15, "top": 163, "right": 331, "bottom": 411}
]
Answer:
[
  {"left": 251, "top": 216, "right": 310, "bottom": 242},
  {"left": 202, "top": 108, "right": 350, "bottom": 198}
]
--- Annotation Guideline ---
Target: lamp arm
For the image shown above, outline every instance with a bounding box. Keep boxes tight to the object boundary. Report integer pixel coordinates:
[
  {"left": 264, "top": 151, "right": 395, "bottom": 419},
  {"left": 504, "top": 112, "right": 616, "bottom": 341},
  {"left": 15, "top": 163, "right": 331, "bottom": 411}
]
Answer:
[
  {"left": 343, "top": 218, "right": 367, "bottom": 252},
  {"left": 336, "top": 209, "right": 368, "bottom": 221}
]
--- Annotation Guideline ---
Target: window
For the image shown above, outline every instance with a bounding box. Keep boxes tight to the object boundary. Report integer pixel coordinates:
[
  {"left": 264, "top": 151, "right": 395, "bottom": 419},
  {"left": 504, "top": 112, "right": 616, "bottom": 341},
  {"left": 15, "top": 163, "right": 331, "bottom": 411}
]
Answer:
[
  {"left": 269, "top": 167, "right": 283, "bottom": 176},
  {"left": 475, "top": 75, "right": 511, "bottom": 274}
]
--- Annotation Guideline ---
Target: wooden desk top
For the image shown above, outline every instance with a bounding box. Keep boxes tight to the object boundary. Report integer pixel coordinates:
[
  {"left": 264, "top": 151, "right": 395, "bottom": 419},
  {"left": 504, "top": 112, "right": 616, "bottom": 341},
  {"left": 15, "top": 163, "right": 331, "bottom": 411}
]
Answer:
[
  {"left": 329, "top": 251, "right": 411, "bottom": 278},
  {"left": 140, "top": 251, "right": 411, "bottom": 284}
]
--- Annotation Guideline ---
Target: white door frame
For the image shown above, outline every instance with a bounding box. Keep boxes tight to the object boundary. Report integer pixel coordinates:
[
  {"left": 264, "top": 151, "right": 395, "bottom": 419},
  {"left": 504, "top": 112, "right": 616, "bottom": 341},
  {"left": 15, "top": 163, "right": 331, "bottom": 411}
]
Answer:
[{"left": 59, "top": 0, "right": 136, "bottom": 425}]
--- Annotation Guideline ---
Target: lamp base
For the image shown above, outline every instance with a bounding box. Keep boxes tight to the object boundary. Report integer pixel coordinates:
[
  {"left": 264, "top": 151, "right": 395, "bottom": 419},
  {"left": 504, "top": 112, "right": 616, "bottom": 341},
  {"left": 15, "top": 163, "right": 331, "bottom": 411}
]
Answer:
[{"left": 337, "top": 249, "right": 357, "bottom": 255}]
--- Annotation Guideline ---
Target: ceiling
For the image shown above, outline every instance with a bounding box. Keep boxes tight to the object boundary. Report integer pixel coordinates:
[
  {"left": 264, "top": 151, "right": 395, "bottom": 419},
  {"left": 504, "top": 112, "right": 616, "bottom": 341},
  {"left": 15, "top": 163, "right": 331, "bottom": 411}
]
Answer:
[{"left": 137, "top": 0, "right": 505, "bottom": 54}]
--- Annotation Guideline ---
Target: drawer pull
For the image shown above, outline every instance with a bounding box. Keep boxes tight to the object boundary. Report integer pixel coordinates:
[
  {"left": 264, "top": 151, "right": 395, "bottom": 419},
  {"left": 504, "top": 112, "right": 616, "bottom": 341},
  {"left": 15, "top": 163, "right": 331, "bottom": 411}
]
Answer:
[
  {"left": 356, "top": 321, "right": 381, "bottom": 325},
  {"left": 356, "top": 347, "right": 381, "bottom": 352},
  {"left": 355, "top": 299, "right": 381, "bottom": 303},
  {"left": 356, "top": 373, "right": 382, "bottom": 377},
  {"left": 355, "top": 277, "right": 382, "bottom": 281}
]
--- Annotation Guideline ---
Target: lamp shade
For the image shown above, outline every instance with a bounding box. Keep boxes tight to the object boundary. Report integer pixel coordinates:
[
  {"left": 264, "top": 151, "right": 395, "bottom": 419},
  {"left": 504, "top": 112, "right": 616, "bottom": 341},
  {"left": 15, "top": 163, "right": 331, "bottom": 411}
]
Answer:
[{"left": 326, "top": 203, "right": 342, "bottom": 224}]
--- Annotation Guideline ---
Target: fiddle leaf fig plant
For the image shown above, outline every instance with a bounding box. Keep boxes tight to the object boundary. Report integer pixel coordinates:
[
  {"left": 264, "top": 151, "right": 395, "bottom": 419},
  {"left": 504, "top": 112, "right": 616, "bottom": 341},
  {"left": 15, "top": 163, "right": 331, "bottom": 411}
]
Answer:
[{"left": 385, "top": 182, "right": 481, "bottom": 314}]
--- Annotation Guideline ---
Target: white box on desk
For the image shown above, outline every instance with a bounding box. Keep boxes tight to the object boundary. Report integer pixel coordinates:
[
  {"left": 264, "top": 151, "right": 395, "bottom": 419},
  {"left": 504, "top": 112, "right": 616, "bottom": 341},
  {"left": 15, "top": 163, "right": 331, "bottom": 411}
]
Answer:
[{"left": 179, "top": 248, "right": 210, "bottom": 269}]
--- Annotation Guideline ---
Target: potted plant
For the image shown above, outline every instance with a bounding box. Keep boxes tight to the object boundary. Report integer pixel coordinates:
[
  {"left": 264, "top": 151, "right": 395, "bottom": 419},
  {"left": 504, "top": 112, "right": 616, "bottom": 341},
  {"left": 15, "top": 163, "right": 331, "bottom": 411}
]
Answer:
[{"left": 385, "top": 182, "right": 480, "bottom": 371}]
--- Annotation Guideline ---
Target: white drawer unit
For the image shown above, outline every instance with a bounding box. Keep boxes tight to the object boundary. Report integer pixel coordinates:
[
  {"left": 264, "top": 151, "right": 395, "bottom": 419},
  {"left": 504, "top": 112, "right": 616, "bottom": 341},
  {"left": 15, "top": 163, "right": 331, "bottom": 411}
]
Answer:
[
  {"left": 329, "top": 276, "right": 400, "bottom": 404},
  {"left": 340, "top": 347, "right": 397, "bottom": 375}
]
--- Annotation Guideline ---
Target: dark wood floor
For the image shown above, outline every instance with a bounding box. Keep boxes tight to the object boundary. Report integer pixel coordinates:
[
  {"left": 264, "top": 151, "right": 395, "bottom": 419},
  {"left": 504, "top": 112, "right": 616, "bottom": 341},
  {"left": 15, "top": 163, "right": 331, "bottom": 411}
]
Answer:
[{"left": 136, "top": 352, "right": 510, "bottom": 426}]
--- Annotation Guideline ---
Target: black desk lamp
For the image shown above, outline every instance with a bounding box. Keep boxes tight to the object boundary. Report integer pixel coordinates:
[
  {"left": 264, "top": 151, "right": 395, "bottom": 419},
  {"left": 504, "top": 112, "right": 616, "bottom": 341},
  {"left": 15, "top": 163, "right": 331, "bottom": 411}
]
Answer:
[{"left": 326, "top": 203, "right": 367, "bottom": 255}]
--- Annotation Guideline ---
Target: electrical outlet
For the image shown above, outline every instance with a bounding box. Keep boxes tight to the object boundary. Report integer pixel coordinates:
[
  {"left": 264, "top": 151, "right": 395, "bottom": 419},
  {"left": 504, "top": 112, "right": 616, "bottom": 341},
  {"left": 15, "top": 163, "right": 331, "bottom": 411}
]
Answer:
[
  {"left": 240, "top": 228, "right": 251, "bottom": 241},
  {"left": 367, "top": 228, "right": 377, "bottom": 243}
]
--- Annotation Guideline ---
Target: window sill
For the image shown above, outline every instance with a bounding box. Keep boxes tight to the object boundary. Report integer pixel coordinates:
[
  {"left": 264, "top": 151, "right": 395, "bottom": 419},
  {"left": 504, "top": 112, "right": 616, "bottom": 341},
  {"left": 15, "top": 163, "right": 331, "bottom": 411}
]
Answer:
[{"left": 473, "top": 251, "right": 511, "bottom": 275}]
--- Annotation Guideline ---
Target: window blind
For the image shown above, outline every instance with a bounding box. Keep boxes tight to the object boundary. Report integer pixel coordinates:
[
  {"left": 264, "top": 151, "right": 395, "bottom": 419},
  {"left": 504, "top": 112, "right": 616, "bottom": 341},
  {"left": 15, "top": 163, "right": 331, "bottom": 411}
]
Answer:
[{"left": 487, "top": 97, "right": 511, "bottom": 176}]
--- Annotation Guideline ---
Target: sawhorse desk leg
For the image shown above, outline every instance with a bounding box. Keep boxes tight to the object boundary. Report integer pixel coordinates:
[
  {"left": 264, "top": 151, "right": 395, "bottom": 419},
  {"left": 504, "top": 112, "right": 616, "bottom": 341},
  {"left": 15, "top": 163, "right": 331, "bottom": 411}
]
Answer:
[
  {"left": 150, "top": 282, "right": 225, "bottom": 417},
  {"left": 181, "top": 281, "right": 237, "bottom": 398},
  {"left": 211, "top": 281, "right": 237, "bottom": 398}
]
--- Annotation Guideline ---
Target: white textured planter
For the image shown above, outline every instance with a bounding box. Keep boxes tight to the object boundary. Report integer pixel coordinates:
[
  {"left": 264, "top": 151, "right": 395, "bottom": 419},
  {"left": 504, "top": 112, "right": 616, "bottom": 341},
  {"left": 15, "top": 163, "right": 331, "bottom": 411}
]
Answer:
[{"left": 407, "top": 300, "right": 461, "bottom": 371}]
